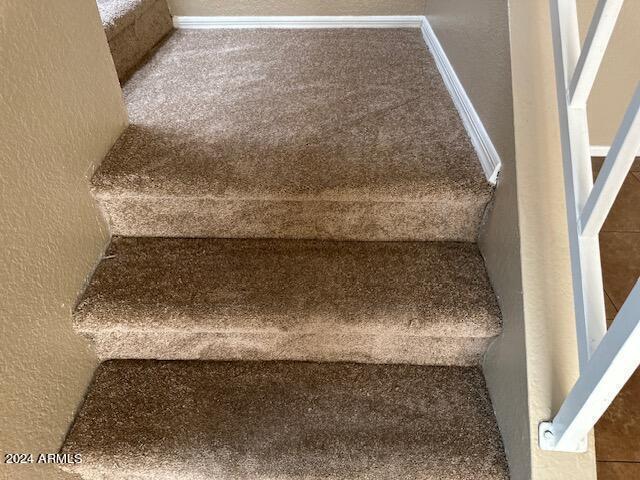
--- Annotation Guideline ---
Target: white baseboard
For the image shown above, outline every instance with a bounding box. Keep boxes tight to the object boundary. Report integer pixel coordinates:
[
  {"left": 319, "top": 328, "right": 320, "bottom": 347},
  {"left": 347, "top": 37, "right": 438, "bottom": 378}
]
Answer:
[
  {"left": 590, "top": 146, "right": 610, "bottom": 157},
  {"left": 173, "top": 15, "right": 502, "bottom": 184},
  {"left": 590, "top": 145, "right": 640, "bottom": 157},
  {"left": 419, "top": 19, "right": 501, "bottom": 184},
  {"left": 173, "top": 16, "right": 424, "bottom": 29}
]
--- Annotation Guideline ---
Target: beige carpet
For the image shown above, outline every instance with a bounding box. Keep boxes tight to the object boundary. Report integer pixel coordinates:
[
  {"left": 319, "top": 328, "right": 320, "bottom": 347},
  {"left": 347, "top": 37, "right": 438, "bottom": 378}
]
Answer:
[
  {"left": 61, "top": 361, "right": 509, "bottom": 480},
  {"left": 96, "top": 0, "right": 157, "bottom": 39},
  {"left": 93, "top": 29, "right": 492, "bottom": 241},
  {"left": 63, "top": 27, "right": 508, "bottom": 479},
  {"left": 96, "top": 0, "right": 173, "bottom": 81},
  {"left": 74, "top": 237, "right": 501, "bottom": 364}
]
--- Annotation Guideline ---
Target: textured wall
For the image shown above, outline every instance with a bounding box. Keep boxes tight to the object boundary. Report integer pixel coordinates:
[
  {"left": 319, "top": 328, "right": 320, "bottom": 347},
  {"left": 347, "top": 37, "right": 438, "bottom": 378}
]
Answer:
[
  {"left": 426, "top": 0, "right": 515, "bottom": 169},
  {"left": 508, "top": 1, "right": 597, "bottom": 478},
  {"left": 167, "top": 0, "right": 427, "bottom": 16},
  {"left": 578, "top": 0, "right": 640, "bottom": 146},
  {"left": 0, "top": 1, "right": 127, "bottom": 479}
]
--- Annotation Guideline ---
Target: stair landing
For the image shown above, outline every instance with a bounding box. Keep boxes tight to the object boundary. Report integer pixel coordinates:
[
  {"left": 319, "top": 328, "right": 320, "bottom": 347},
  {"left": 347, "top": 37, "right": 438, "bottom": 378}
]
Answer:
[{"left": 93, "top": 29, "right": 492, "bottom": 241}]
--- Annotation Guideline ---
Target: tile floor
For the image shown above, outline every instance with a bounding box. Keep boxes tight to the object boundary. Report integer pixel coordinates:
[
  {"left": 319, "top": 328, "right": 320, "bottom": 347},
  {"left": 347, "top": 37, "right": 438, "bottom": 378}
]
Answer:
[{"left": 594, "top": 157, "right": 640, "bottom": 478}]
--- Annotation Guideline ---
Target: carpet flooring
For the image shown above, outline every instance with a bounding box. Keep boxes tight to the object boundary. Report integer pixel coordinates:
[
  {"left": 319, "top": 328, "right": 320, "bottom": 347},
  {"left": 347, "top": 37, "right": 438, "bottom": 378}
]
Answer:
[
  {"left": 96, "top": 0, "right": 156, "bottom": 39},
  {"left": 96, "top": 0, "right": 173, "bottom": 81},
  {"left": 61, "top": 361, "right": 509, "bottom": 480},
  {"left": 93, "top": 29, "right": 492, "bottom": 241},
  {"left": 74, "top": 237, "right": 501, "bottom": 364},
  {"left": 63, "top": 25, "right": 508, "bottom": 480}
]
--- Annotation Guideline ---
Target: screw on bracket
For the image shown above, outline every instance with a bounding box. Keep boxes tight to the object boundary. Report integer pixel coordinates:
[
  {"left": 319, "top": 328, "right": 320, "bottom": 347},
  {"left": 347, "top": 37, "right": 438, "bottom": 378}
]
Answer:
[{"left": 538, "top": 421, "right": 556, "bottom": 450}]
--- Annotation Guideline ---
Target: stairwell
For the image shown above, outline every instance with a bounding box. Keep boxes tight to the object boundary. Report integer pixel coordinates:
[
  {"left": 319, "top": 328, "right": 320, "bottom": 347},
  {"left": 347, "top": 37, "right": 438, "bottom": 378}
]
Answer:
[{"left": 62, "top": 2, "right": 510, "bottom": 478}]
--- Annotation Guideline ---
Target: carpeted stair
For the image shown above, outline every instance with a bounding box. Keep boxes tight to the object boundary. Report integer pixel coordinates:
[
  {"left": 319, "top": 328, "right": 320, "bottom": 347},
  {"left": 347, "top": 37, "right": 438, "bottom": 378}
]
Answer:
[
  {"left": 96, "top": 0, "right": 173, "bottom": 81},
  {"left": 62, "top": 26, "right": 509, "bottom": 479},
  {"left": 75, "top": 237, "right": 501, "bottom": 364},
  {"left": 61, "top": 361, "right": 508, "bottom": 480}
]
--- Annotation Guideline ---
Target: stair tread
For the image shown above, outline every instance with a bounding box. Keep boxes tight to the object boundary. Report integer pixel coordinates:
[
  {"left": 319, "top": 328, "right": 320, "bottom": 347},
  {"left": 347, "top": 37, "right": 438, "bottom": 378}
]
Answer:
[
  {"left": 61, "top": 360, "right": 509, "bottom": 480},
  {"left": 96, "top": 0, "right": 156, "bottom": 40},
  {"left": 75, "top": 237, "right": 501, "bottom": 338},
  {"left": 93, "top": 28, "right": 490, "bottom": 204}
]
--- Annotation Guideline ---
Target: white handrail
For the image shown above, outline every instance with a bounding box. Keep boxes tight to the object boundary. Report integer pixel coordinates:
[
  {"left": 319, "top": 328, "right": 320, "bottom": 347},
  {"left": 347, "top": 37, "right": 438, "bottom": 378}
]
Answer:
[{"left": 541, "top": 0, "right": 640, "bottom": 453}]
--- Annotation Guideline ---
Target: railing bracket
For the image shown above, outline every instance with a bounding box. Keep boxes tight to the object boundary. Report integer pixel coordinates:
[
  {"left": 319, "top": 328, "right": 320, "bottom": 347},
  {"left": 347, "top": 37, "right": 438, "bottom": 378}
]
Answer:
[{"left": 539, "top": 421, "right": 587, "bottom": 453}]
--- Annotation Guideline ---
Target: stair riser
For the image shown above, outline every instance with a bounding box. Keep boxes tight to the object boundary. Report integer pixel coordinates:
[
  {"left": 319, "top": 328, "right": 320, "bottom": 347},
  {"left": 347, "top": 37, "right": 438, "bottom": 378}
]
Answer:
[
  {"left": 97, "top": 195, "right": 486, "bottom": 241},
  {"left": 82, "top": 330, "right": 496, "bottom": 366}
]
